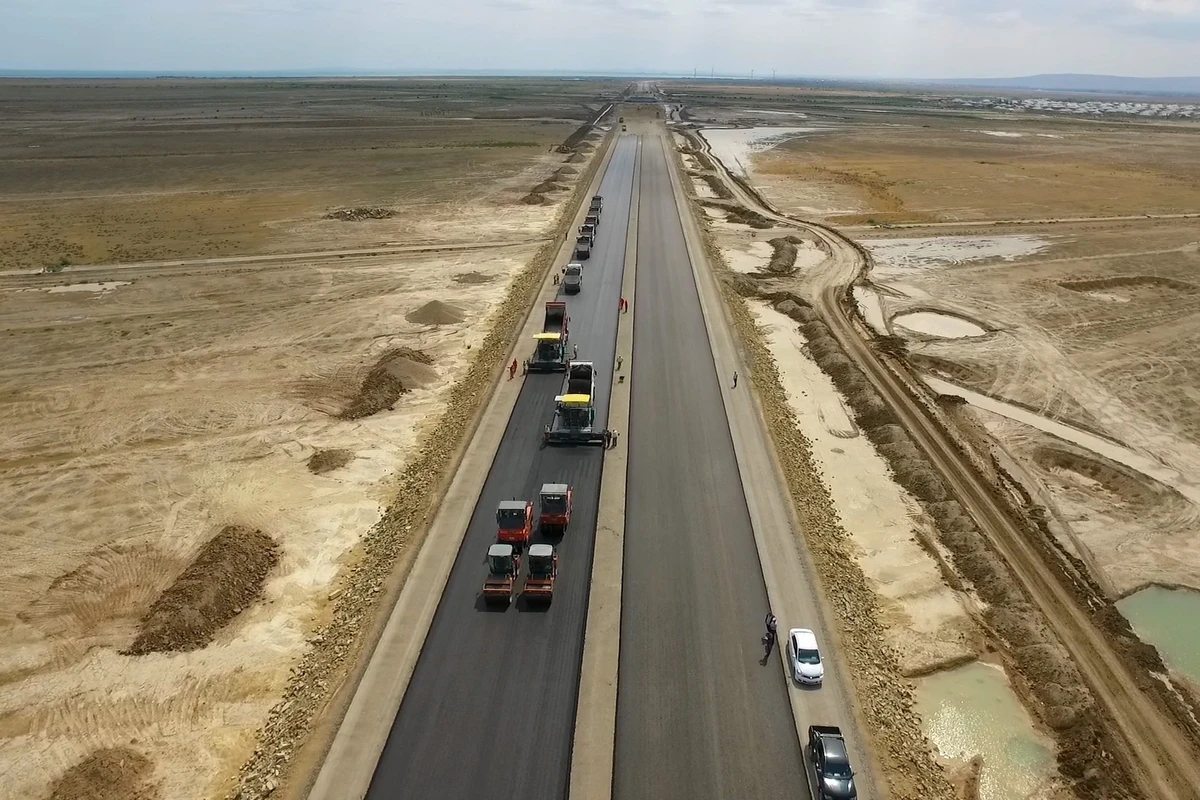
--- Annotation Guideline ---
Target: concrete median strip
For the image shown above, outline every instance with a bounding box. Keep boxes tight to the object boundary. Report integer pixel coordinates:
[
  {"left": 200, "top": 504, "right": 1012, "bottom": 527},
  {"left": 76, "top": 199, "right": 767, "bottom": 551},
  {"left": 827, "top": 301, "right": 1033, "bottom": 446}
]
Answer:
[
  {"left": 305, "top": 135, "right": 617, "bottom": 800},
  {"left": 568, "top": 133, "right": 641, "bottom": 800}
]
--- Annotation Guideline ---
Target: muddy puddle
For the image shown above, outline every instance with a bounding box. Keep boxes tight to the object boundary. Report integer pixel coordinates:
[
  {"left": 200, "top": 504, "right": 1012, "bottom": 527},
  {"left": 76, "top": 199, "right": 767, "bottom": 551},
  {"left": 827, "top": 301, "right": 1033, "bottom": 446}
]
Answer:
[
  {"left": 894, "top": 311, "right": 987, "bottom": 338},
  {"left": 864, "top": 235, "right": 1052, "bottom": 278},
  {"left": 916, "top": 661, "right": 1056, "bottom": 800},
  {"left": 1118, "top": 585, "right": 1200, "bottom": 684},
  {"left": 699, "top": 126, "right": 821, "bottom": 177}
]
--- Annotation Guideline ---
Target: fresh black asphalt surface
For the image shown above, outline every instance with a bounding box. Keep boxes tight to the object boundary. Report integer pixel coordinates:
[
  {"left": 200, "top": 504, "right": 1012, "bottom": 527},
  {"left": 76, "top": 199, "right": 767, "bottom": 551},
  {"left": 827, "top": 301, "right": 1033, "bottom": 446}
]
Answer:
[
  {"left": 365, "top": 136, "right": 639, "bottom": 800},
  {"left": 613, "top": 137, "right": 805, "bottom": 799}
]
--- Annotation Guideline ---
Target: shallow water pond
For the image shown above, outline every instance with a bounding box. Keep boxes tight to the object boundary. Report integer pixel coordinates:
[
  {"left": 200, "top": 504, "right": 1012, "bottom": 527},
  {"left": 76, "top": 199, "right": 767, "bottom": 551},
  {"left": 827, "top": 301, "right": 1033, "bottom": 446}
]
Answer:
[
  {"left": 915, "top": 661, "right": 1055, "bottom": 800},
  {"left": 1119, "top": 585, "right": 1200, "bottom": 684}
]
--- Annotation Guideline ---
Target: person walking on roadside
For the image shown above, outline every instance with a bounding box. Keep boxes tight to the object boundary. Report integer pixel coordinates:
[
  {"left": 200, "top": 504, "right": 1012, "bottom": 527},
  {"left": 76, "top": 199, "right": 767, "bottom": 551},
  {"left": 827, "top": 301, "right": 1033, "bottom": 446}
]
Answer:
[
  {"left": 616, "top": 355, "right": 623, "bottom": 372},
  {"left": 732, "top": 371, "right": 739, "bottom": 388},
  {"left": 603, "top": 429, "right": 612, "bottom": 448},
  {"left": 573, "top": 344, "right": 579, "bottom": 359},
  {"left": 509, "top": 359, "right": 518, "bottom": 380},
  {"left": 610, "top": 428, "right": 619, "bottom": 448}
]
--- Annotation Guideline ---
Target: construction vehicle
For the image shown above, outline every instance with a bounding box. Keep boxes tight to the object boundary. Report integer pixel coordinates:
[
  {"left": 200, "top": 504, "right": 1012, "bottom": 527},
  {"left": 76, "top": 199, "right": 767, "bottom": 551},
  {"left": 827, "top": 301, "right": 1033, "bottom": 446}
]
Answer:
[
  {"left": 589, "top": 195, "right": 603, "bottom": 214},
  {"left": 578, "top": 223, "right": 596, "bottom": 245},
  {"left": 563, "top": 262, "right": 583, "bottom": 294},
  {"left": 574, "top": 236, "right": 591, "bottom": 261},
  {"left": 539, "top": 483, "right": 574, "bottom": 535},
  {"left": 496, "top": 499, "right": 534, "bottom": 551},
  {"left": 522, "top": 544, "right": 558, "bottom": 604},
  {"left": 807, "top": 726, "right": 858, "bottom": 800},
  {"left": 584, "top": 212, "right": 600, "bottom": 231},
  {"left": 618, "top": 116, "right": 624, "bottom": 123},
  {"left": 482, "top": 543, "right": 520, "bottom": 606},
  {"left": 528, "top": 301, "right": 569, "bottom": 372},
  {"left": 543, "top": 361, "right": 606, "bottom": 446}
]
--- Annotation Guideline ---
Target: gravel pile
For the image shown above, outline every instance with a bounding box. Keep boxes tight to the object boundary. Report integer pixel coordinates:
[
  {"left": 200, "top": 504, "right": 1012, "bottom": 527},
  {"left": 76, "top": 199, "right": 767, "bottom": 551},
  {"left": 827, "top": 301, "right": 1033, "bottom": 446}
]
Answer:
[{"left": 225, "top": 136, "right": 610, "bottom": 800}]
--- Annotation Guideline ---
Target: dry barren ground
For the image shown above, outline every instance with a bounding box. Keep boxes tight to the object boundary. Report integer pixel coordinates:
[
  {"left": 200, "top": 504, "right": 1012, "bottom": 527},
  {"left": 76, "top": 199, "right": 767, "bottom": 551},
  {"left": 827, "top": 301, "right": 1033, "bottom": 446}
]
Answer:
[{"left": 0, "top": 78, "right": 614, "bottom": 800}]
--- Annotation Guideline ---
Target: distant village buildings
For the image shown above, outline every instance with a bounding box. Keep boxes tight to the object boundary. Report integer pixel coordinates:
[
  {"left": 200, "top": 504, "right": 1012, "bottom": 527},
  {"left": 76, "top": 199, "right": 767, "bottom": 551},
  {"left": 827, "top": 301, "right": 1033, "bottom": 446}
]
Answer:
[{"left": 930, "top": 95, "right": 1200, "bottom": 119}]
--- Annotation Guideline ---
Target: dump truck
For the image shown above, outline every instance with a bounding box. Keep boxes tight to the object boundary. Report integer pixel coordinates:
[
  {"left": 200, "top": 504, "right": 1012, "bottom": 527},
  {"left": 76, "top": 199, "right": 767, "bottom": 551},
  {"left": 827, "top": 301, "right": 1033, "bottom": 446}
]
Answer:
[
  {"left": 543, "top": 361, "right": 605, "bottom": 446},
  {"left": 539, "top": 483, "right": 574, "bottom": 535},
  {"left": 578, "top": 223, "right": 596, "bottom": 245},
  {"left": 522, "top": 544, "right": 558, "bottom": 604},
  {"left": 482, "top": 543, "right": 520, "bottom": 606},
  {"left": 806, "top": 726, "right": 858, "bottom": 800},
  {"left": 563, "top": 262, "right": 583, "bottom": 294},
  {"left": 590, "top": 195, "right": 603, "bottom": 213},
  {"left": 496, "top": 499, "right": 534, "bottom": 551},
  {"left": 584, "top": 212, "right": 600, "bottom": 230},
  {"left": 528, "top": 301, "right": 569, "bottom": 372},
  {"left": 574, "top": 236, "right": 591, "bottom": 261}
]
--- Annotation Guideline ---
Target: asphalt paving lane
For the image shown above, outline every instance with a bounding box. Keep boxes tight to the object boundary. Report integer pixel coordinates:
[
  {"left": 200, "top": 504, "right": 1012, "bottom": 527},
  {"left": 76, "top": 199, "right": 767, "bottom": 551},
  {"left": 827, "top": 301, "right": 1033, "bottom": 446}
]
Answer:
[
  {"left": 365, "top": 136, "right": 638, "bottom": 800},
  {"left": 613, "top": 137, "right": 805, "bottom": 799}
]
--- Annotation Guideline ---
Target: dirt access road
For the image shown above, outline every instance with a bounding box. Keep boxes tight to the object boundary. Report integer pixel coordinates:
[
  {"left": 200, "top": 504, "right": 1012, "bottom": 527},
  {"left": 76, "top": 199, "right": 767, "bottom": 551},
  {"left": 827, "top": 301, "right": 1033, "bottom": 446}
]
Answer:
[{"left": 690, "top": 130, "right": 1200, "bottom": 800}]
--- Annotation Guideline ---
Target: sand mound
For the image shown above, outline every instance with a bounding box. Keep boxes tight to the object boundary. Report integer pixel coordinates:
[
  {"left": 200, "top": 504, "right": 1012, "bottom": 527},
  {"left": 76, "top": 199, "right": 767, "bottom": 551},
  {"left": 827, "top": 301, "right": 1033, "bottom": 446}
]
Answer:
[
  {"left": 406, "top": 300, "right": 465, "bottom": 326},
  {"left": 307, "top": 448, "right": 354, "bottom": 475},
  {"left": 532, "top": 179, "right": 568, "bottom": 194},
  {"left": 339, "top": 347, "right": 437, "bottom": 420},
  {"left": 49, "top": 747, "right": 157, "bottom": 800},
  {"left": 453, "top": 271, "right": 494, "bottom": 285},
  {"left": 520, "top": 192, "right": 548, "bottom": 205},
  {"left": 324, "top": 207, "right": 395, "bottom": 222},
  {"left": 566, "top": 152, "right": 586, "bottom": 164},
  {"left": 722, "top": 272, "right": 760, "bottom": 298},
  {"left": 557, "top": 165, "right": 578, "bottom": 175},
  {"left": 124, "top": 526, "right": 279, "bottom": 655}
]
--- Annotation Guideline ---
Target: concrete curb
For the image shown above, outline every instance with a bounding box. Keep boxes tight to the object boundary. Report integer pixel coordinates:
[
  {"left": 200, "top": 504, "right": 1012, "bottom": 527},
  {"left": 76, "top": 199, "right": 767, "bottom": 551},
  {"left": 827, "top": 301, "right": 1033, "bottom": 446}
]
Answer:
[
  {"left": 659, "top": 134, "right": 882, "bottom": 798},
  {"left": 568, "top": 132, "right": 641, "bottom": 800},
  {"left": 305, "top": 134, "right": 619, "bottom": 800}
]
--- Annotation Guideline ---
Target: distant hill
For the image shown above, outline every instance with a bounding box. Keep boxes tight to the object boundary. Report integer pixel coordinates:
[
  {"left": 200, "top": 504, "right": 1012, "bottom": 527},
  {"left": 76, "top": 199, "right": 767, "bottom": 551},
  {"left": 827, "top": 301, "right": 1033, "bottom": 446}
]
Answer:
[{"left": 922, "top": 73, "right": 1200, "bottom": 96}]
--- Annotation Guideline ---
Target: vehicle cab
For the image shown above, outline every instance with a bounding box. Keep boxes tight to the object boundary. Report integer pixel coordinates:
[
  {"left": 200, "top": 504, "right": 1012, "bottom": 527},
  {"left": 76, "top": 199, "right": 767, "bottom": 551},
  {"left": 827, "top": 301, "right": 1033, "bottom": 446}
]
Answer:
[
  {"left": 539, "top": 482, "right": 574, "bottom": 534},
  {"left": 496, "top": 499, "right": 533, "bottom": 549}
]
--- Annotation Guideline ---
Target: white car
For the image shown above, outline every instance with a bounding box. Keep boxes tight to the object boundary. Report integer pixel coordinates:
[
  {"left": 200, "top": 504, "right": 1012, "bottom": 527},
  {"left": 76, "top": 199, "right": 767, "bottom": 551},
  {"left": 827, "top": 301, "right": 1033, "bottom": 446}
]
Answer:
[{"left": 788, "top": 628, "right": 824, "bottom": 685}]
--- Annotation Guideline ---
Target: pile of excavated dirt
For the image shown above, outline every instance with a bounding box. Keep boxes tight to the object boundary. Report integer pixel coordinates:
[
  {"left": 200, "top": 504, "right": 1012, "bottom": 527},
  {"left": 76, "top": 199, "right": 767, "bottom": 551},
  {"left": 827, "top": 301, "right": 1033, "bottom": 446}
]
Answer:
[
  {"left": 531, "top": 178, "right": 568, "bottom": 194},
  {"left": 124, "top": 526, "right": 279, "bottom": 655},
  {"left": 556, "top": 165, "right": 579, "bottom": 176},
  {"left": 702, "top": 174, "right": 734, "bottom": 199},
  {"left": 338, "top": 347, "right": 437, "bottom": 421},
  {"left": 227, "top": 132, "right": 615, "bottom": 800},
  {"left": 565, "top": 152, "right": 586, "bottom": 164},
  {"left": 405, "top": 300, "right": 465, "bottom": 326},
  {"left": 723, "top": 205, "right": 773, "bottom": 229},
  {"left": 452, "top": 271, "right": 494, "bottom": 285},
  {"left": 1058, "top": 275, "right": 1198, "bottom": 294},
  {"left": 48, "top": 747, "right": 157, "bottom": 800},
  {"left": 520, "top": 192, "right": 548, "bottom": 205},
  {"left": 324, "top": 207, "right": 395, "bottom": 222},
  {"left": 766, "top": 235, "right": 804, "bottom": 276},
  {"left": 908, "top": 353, "right": 999, "bottom": 388},
  {"left": 307, "top": 448, "right": 354, "bottom": 475}
]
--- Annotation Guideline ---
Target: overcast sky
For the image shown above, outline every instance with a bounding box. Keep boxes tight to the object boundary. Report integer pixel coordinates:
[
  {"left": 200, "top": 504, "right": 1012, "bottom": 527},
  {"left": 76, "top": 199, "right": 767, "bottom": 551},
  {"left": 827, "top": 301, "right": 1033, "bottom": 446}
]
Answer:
[{"left": 4, "top": 0, "right": 1200, "bottom": 77}]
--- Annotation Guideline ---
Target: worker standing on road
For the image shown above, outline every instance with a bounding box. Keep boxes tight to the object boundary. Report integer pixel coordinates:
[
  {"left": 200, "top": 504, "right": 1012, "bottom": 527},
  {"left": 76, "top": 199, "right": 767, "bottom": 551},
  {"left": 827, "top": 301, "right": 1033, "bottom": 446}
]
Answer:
[
  {"left": 573, "top": 344, "right": 579, "bottom": 359},
  {"left": 733, "top": 371, "right": 739, "bottom": 388},
  {"left": 610, "top": 428, "right": 619, "bottom": 448},
  {"left": 509, "top": 360, "right": 518, "bottom": 380},
  {"left": 616, "top": 355, "right": 623, "bottom": 372}
]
